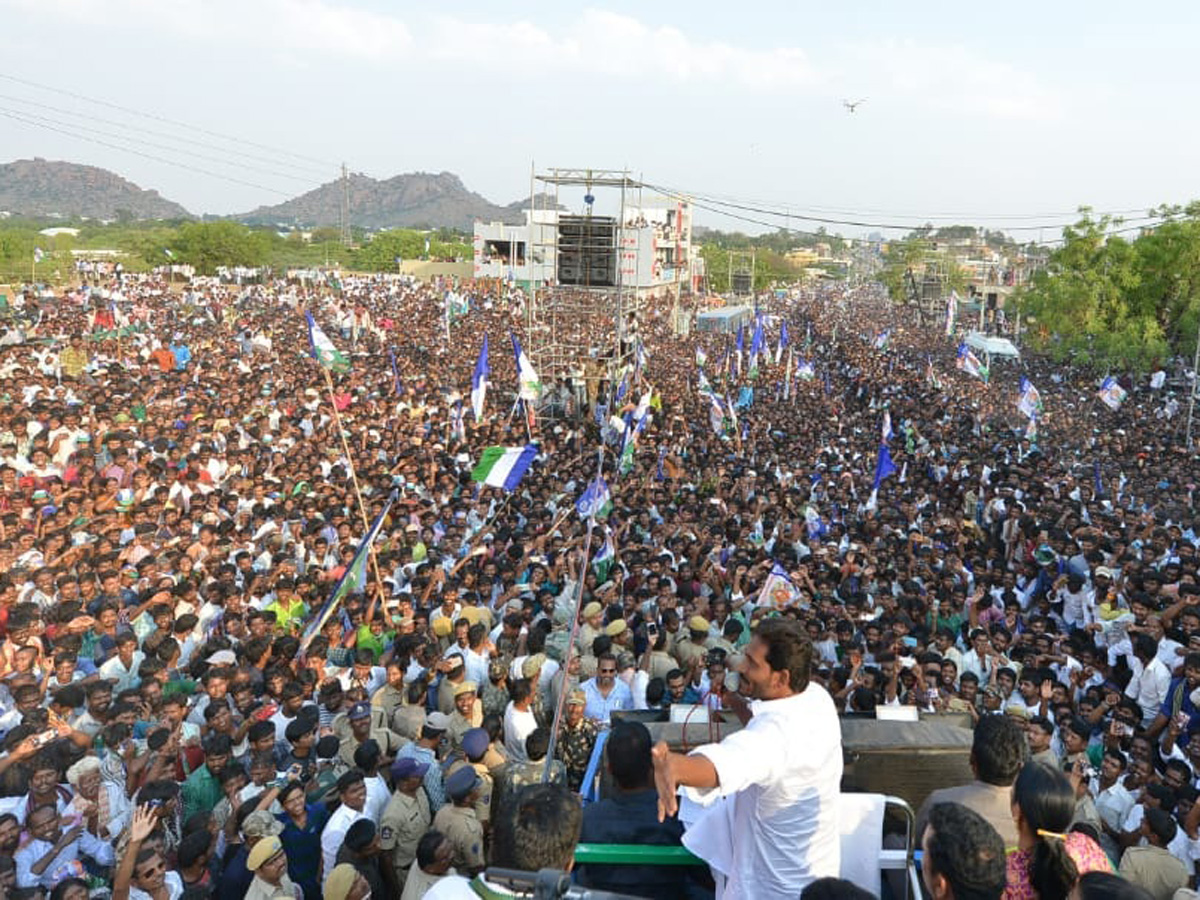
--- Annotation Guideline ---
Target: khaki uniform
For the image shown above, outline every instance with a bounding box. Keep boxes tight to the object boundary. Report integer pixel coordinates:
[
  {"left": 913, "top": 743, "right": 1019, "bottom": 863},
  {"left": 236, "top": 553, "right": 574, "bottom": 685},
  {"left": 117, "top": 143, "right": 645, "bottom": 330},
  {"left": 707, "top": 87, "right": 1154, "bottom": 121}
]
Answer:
[
  {"left": 481, "top": 744, "right": 507, "bottom": 776},
  {"left": 447, "top": 708, "right": 482, "bottom": 750},
  {"left": 578, "top": 654, "right": 598, "bottom": 680},
  {"left": 444, "top": 756, "right": 495, "bottom": 825},
  {"left": 1118, "top": 846, "right": 1190, "bottom": 900},
  {"left": 372, "top": 683, "right": 406, "bottom": 721},
  {"left": 674, "top": 637, "right": 710, "bottom": 670},
  {"left": 379, "top": 788, "right": 432, "bottom": 888},
  {"left": 337, "top": 724, "right": 408, "bottom": 768},
  {"left": 332, "top": 706, "right": 391, "bottom": 741},
  {"left": 578, "top": 623, "right": 603, "bottom": 656},
  {"left": 437, "top": 677, "right": 466, "bottom": 715},
  {"left": 646, "top": 650, "right": 677, "bottom": 682},
  {"left": 391, "top": 703, "right": 426, "bottom": 742},
  {"left": 433, "top": 803, "right": 486, "bottom": 873}
]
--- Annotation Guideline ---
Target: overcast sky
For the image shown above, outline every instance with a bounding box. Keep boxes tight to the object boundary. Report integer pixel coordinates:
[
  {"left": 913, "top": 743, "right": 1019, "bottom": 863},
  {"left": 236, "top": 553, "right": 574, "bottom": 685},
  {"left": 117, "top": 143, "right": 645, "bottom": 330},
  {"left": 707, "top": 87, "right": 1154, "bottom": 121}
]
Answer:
[{"left": 2, "top": 0, "right": 1198, "bottom": 238}]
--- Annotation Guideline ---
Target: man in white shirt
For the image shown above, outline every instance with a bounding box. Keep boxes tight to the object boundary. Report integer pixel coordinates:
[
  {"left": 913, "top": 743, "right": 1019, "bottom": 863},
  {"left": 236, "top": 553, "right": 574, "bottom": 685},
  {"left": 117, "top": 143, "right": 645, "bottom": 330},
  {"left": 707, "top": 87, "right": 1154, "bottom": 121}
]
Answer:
[
  {"left": 321, "top": 770, "right": 370, "bottom": 881},
  {"left": 98, "top": 631, "right": 144, "bottom": 693},
  {"left": 1126, "top": 633, "right": 1172, "bottom": 727},
  {"left": 1092, "top": 749, "right": 1136, "bottom": 860},
  {"left": 652, "top": 618, "right": 843, "bottom": 898},
  {"left": 503, "top": 679, "right": 539, "bottom": 762}
]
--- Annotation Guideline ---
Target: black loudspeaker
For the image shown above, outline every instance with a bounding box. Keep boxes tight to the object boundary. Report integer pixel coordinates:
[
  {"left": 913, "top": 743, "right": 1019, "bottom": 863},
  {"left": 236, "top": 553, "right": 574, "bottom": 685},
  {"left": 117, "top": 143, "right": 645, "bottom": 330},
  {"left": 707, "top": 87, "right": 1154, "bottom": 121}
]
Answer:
[
  {"left": 558, "top": 215, "right": 616, "bottom": 287},
  {"left": 731, "top": 273, "right": 752, "bottom": 293},
  {"left": 921, "top": 279, "right": 942, "bottom": 302}
]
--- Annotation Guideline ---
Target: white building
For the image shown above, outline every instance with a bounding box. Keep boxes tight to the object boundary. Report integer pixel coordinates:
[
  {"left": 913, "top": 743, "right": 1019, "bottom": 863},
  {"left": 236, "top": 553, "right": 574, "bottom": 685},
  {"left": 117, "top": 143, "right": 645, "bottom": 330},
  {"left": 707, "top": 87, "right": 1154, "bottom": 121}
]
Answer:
[{"left": 473, "top": 200, "right": 696, "bottom": 295}]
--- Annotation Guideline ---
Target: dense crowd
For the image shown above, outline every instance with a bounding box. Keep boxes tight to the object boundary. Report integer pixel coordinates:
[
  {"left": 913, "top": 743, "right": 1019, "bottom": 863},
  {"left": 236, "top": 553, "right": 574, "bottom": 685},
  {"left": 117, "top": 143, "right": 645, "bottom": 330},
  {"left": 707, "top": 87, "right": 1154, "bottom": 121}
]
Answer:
[{"left": 0, "top": 262, "right": 1196, "bottom": 900}]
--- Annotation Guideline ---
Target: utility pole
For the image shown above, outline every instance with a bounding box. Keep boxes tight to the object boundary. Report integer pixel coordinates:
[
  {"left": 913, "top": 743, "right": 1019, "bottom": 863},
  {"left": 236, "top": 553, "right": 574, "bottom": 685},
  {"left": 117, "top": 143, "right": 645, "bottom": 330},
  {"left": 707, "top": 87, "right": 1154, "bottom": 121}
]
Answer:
[
  {"left": 339, "top": 163, "right": 351, "bottom": 248},
  {"left": 1187, "top": 315, "right": 1200, "bottom": 448}
]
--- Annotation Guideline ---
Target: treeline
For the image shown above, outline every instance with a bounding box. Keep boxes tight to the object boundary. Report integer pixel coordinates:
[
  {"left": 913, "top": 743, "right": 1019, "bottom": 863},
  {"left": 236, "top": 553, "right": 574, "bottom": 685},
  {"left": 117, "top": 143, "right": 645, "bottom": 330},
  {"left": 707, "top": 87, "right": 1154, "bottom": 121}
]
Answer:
[
  {"left": 0, "top": 219, "right": 473, "bottom": 282},
  {"left": 1015, "top": 207, "right": 1200, "bottom": 370}
]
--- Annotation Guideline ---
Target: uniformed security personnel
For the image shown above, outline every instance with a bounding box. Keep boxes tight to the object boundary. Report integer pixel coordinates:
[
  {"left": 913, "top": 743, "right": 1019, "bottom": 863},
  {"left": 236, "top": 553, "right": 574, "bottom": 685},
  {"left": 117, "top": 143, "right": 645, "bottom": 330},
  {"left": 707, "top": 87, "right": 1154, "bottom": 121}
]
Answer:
[
  {"left": 433, "top": 765, "right": 486, "bottom": 876},
  {"left": 378, "top": 757, "right": 432, "bottom": 890}
]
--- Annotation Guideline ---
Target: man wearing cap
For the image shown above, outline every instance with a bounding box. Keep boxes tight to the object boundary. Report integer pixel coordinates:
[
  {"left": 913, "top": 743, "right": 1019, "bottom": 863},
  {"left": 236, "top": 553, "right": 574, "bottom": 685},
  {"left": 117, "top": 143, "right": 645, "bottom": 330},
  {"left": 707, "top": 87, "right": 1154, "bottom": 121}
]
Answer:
[
  {"left": 380, "top": 756, "right": 432, "bottom": 891},
  {"left": 220, "top": 809, "right": 286, "bottom": 900},
  {"left": 444, "top": 727, "right": 496, "bottom": 829},
  {"left": 447, "top": 680, "right": 481, "bottom": 750},
  {"left": 321, "top": 770, "right": 370, "bottom": 882},
  {"left": 578, "top": 602, "right": 605, "bottom": 655},
  {"left": 556, "top": 689, "right": 599, "bottom": 792},
  {"left": 434, "top": 766, "right": 486, "bottom": 876},
  {"left": 245, "top": 834, "right": 300, "bottom": 900},
  {"left": 392, "top": 711, "right": 451, "bottom": 812},
  {"left": 675, "top": 616, "right": 714, "bottom": 671},
  {"left": 338, "top": 701, "right": 407, "bottom": 769},
  {"left": 324, "top": 862, "right": 372, "bottom": 900},
  {"left": 337, "top": 818, "right": 398, "bottom": 900}
]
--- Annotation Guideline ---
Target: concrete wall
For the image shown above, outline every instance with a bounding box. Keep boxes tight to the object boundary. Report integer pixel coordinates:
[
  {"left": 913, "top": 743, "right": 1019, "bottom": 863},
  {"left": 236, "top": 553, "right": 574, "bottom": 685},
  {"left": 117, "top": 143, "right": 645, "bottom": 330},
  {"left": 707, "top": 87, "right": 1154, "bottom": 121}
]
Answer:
[{"left": 397, "top": 260, "right": 473, "bottom": 280}]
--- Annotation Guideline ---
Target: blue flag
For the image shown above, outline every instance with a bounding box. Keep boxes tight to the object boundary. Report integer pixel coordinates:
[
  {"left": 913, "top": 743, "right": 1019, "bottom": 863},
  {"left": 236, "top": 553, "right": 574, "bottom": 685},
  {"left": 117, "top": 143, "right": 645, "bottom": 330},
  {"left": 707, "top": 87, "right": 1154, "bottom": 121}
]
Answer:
[
  {"left": 873, "top": 443, "right": 897, "bottom": 491},
  {"left": 389, "top": 347, "right": 403, "bottom": 396},
  {"left": 576, "top": 475, "right": 613, "bottom": 521},
  {"left": 750, "top": 319, "right": 764, "bottom": 363},
  {"left": 776, "top": 321, "right": 789, "bottom": 364},
  {"left": 1094, "top": 460, "right": 1104, "bottom": 498},
  {"left": 471, "top": 334, "right": 490, "bottom": 421}
]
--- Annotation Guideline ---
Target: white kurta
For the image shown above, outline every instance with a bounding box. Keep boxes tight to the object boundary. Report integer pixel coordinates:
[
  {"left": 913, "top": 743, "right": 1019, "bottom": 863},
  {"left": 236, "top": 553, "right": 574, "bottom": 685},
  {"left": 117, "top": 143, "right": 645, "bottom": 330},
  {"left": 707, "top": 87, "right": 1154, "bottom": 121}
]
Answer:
[{"left": 683, "top": 684, "right": 844, "bottom": 898}]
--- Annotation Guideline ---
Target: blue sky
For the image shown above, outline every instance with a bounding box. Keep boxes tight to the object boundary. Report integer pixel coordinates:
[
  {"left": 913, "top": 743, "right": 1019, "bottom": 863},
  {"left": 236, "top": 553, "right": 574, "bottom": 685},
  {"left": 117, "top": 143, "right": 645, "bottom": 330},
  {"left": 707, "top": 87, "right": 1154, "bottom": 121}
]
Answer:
[{"left": 2, "top": 0, "right": 1198, "bottom": 237}]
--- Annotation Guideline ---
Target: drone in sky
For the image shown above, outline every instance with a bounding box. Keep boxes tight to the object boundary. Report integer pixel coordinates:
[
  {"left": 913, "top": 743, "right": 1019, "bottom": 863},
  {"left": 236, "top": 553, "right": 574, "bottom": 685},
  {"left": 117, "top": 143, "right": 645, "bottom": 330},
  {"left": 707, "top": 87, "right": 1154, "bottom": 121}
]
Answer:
[{"left": 843, "top": 98, "right": 867, "bottom": 113}]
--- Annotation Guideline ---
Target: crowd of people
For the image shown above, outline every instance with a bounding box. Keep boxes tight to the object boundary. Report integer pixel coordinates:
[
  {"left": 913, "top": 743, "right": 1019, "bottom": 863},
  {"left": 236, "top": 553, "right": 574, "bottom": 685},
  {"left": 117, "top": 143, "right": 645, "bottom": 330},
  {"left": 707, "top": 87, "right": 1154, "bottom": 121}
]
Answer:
[{"left": 0, "top": 259, "right": 1195, "bottom": 900}]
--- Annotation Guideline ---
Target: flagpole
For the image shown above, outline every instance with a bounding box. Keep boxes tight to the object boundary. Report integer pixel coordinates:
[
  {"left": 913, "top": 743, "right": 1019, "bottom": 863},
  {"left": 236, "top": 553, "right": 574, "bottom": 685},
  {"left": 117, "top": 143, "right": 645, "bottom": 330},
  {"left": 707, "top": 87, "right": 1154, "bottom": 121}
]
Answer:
[
  {"left": 543, "top": 444, "right": 605, "bottom": 784},
  {"left": 319, "top": 363, "right": 387, "bottom": 604},
  {"left": 521, "top": 399, "right": 534, "bottom": 443}
]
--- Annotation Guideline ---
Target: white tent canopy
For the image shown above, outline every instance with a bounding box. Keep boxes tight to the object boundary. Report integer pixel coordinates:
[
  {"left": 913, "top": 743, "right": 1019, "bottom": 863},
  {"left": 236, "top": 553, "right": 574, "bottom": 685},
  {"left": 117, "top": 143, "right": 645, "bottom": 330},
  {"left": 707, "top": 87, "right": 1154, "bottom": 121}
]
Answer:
[{"left": 964, "top": 331, "right": 1020, "bottom": 359}]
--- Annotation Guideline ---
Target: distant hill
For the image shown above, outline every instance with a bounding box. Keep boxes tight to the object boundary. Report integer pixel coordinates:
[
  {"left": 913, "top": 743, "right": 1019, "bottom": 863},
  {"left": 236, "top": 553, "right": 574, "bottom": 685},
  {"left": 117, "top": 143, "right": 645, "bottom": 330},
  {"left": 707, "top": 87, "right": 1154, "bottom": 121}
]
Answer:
[
  {"left": 0, "top": 158, "right": 191, "bottom": 220},
  {"left": 235, "top": 171, "right": 545, "bottom": 231}
]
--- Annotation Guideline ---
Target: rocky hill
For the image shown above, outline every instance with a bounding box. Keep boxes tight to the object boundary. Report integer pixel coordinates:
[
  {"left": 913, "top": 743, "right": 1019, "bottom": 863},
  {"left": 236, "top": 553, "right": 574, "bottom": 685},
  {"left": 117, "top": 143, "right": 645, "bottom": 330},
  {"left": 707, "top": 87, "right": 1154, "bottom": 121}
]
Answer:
[
  {"left": 0, "top": 158, "right": 191, "bottom": 220},
  {"left": 235, "top": 170, "right": 541, "bottom": 231}
]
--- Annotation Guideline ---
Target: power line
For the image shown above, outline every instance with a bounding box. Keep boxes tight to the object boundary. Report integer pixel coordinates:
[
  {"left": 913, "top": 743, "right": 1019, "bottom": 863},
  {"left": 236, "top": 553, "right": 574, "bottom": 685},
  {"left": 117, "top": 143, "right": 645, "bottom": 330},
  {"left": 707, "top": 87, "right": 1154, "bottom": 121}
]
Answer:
[
  {"left": 645, "top": 182, "right": 1152, "bottom": 223},
  {"left": 0, "top": 108, "right": 295, "bottom": 198},
  {"left": 0, "top": 104, "right": 323, "bottom": 187},
  {"left": 639, "top": 180, "right": 1166, "bottom": 250},
  {"left": 0, "top": 91, "right": 333, "bottom": 179},
  {"left": 640, "top": 180, "right": 1161, "bottom": 234},
  {"left": 0, "top": 71, "right": 341, "bottom": 170}
]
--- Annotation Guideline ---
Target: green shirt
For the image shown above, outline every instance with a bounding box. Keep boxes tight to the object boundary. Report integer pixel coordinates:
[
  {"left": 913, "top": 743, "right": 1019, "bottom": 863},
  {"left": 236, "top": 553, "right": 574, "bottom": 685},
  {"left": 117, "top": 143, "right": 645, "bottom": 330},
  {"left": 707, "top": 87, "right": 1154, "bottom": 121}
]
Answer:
[
  {"left": 182, "top": 763, "right": 223, "bottom": 821},
  {"left": 355, "top": 624, "right": 395, "bottom": 661},
  {"left": 266, "top": 596, "right": 308, "bottom": 631}
]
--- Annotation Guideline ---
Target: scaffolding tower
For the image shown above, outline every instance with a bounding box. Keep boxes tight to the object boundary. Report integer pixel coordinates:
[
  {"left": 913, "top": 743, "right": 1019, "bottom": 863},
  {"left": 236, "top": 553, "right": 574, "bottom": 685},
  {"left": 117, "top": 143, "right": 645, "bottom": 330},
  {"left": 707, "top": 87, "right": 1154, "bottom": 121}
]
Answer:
[
  {"left": 526, "top": 167, "right": 645, "bottom": 413},
  {"left": 729, "top": 249, "right": 756, "bottom": 296}
]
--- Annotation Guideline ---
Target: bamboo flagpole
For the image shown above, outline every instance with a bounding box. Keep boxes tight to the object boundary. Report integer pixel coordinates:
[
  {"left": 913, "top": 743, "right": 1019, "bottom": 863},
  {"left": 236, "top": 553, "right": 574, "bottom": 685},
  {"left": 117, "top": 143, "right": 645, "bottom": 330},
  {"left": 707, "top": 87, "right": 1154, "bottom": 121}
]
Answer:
[
  {"left": 307, "top": 309, "right": 389, "bottom": 610},
  {"left": 319, "top": 364, "right": 387, "bottom": 592},
  {"left": 542, "top": 446, "right": 606, "bottom": 783}
]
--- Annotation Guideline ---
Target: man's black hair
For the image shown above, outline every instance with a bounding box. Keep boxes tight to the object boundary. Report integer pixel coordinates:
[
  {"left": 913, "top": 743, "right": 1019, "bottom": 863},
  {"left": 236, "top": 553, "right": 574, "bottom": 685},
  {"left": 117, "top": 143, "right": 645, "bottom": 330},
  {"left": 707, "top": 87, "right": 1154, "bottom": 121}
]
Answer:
[
  {"left": 925, "top": 802, "right": 1007, "bottom": 900},
  {"left": 971, "top": 713, "right": 1027, "bottom": 786}
]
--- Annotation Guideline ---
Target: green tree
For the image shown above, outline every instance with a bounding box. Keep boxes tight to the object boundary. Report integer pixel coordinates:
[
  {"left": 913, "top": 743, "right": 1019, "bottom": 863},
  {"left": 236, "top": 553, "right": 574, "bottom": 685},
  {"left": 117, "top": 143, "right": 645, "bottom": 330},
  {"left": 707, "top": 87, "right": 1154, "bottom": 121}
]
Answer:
[
  {"left": 1015, "top": 211, "right": 1165, "bottom": 369},
  {"left": 169, "top": 222, "right": 271, "bottom": 274},
  {"left": 350, "top": 229, "right": 471, "bottom": 272}
]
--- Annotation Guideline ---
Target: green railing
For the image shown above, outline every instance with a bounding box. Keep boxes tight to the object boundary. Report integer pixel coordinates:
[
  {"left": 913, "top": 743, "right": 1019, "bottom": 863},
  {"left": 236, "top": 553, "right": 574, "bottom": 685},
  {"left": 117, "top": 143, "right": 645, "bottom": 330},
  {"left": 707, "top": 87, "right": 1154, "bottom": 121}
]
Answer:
[{"left": 573, "top": 844, "right": 702, "bottom": 866}]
